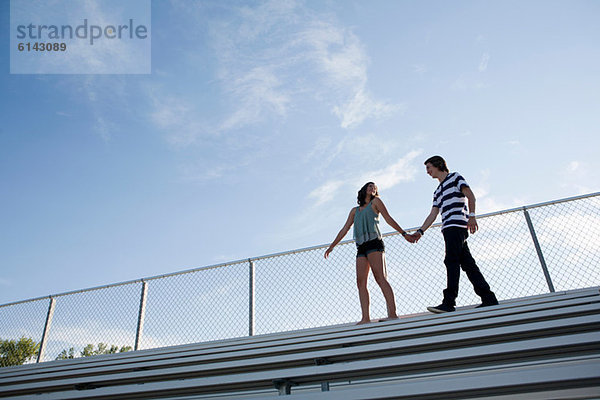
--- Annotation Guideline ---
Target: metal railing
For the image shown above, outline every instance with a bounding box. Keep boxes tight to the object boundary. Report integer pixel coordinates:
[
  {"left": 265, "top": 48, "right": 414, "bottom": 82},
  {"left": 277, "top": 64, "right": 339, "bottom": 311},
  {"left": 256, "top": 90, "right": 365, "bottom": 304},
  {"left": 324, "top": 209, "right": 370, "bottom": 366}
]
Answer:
[{"left": 1, "top": 192, "right": 599, "bottom": 363}]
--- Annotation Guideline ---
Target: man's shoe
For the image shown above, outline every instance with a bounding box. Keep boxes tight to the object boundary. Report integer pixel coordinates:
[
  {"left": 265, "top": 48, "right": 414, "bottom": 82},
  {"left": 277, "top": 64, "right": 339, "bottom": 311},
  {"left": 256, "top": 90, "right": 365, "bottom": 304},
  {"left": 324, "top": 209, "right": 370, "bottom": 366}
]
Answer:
[
  {"left": 427, "top": 304, "right": 455, "bottom": 313},
  {"left": 476, "top": 300, "right": 499, "bottom": 308}
]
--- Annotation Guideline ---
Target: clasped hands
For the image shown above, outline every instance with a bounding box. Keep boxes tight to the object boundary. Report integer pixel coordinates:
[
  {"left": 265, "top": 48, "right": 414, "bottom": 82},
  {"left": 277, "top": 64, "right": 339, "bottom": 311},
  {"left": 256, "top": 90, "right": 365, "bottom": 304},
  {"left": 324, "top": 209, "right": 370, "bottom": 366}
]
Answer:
[{"left": 404, "top": 233, "right": 421, "bottom": 243}]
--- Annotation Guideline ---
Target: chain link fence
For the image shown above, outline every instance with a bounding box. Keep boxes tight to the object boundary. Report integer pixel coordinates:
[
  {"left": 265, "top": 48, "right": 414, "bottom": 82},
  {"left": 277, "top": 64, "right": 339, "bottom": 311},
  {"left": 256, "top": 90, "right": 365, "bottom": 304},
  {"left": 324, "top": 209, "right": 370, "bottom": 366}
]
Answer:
[{"left": 1, "top": 193, "right": 599, "bottom": 364}]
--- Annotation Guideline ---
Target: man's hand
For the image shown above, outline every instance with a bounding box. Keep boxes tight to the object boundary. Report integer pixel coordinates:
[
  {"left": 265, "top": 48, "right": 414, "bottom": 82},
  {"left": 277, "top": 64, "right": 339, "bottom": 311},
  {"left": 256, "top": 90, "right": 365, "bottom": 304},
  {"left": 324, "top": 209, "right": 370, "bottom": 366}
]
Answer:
[
  {"left": 408, "top": 233, "right": 421, "bottom": 243},
  {"left": 468, "top": 216, "right": 479, "bottom": 234}
]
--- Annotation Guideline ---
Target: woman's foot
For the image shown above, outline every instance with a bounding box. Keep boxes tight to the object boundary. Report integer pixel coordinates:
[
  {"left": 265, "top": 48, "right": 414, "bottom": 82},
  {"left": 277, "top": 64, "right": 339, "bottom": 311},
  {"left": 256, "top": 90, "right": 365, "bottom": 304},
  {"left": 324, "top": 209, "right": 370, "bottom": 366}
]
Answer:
[
  {"left": 379, "top": 315, "right": 399, "bottom": 322},
  {"left": 356, "top": 319, "right": 372, "bottom": 325}
]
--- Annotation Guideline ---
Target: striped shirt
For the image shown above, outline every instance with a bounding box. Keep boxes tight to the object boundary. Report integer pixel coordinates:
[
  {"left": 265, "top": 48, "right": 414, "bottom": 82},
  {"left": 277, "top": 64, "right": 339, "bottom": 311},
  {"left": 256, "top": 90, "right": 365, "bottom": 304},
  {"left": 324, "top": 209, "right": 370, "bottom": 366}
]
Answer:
[{"left": 432, "top": 172, "right": 470, "bottom": 230}]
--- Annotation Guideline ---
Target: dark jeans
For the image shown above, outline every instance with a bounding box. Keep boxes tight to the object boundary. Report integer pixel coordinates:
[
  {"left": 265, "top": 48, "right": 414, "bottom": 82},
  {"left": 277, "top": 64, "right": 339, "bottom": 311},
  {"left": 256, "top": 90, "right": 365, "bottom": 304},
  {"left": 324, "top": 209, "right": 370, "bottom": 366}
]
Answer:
[{"left": 442, "top": 227, "right": 496, "bottom": 307}]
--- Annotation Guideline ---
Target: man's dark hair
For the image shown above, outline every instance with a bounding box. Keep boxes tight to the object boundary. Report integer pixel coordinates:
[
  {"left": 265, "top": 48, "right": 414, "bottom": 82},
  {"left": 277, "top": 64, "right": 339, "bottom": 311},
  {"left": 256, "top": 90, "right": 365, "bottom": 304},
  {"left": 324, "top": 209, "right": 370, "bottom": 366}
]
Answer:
[
  {"left": 357, "top": 182, "right": 379, "bottom": 206},
  {"left": 424, "top": 155, "right": 449, "bottom": 172}
]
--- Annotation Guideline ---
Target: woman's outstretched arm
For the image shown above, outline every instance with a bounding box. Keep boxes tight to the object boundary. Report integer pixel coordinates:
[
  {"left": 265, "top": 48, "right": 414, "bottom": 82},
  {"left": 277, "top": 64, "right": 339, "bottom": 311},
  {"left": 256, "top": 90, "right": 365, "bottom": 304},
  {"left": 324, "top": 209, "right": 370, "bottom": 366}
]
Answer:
[
  {"left": 325, "top": 208, "right": 356, "bottom": 259},
  {"left": 371, "top": 198, "right": 410, "bottom": 240}
]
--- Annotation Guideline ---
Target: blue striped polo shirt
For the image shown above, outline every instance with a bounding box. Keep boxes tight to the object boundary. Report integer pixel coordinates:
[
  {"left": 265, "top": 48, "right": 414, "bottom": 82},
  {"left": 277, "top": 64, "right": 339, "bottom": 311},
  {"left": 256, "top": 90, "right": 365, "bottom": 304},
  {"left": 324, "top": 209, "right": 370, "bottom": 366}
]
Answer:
[{"left": 432, "top": 172, "right": 470, "bottom": 230}]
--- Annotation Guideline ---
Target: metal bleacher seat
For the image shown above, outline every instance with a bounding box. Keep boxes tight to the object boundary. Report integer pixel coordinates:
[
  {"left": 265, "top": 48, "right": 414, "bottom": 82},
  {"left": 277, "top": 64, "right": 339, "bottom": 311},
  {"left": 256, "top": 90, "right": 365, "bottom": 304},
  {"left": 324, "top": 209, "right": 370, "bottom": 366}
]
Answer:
[{"left": 1, "top": 287, "right": 599, "bottom": 399}]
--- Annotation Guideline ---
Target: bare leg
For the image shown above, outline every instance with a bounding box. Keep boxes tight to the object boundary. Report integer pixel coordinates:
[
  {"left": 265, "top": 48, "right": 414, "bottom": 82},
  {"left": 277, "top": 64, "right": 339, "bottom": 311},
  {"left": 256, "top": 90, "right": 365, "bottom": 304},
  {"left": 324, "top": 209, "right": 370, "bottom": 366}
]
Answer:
[
  {"left": 367, "top": 251, "right": 398, "bottom": 319},
  {"left": 356, "top": 256, "right": 371, "bottom": 324}
]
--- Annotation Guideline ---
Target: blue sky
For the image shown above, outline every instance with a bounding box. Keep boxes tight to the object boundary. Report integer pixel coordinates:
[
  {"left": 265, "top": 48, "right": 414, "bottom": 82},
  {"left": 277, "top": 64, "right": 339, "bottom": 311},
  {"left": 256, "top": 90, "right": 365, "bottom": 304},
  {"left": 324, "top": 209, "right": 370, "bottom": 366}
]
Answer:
[{"left": 1, "top": 0, "right": 599, "bottom": 305}]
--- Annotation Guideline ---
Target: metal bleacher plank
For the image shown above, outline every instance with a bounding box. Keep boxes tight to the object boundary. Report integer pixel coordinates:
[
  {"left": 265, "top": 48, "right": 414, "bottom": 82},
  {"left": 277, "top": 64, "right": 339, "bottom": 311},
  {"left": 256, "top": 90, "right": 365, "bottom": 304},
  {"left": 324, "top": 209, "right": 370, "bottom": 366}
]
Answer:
[
  {"left": 5, "top": 331, "right": 599, "bottom": 399},
  {"left": 0, "top": 287, "right": 599, "bottom": 386},
  {"left": 1, "top": 300, "right": 598, "bottom": 394},
  {"left": 3, "top": 311, "right": 597, "bottom": 395},
  {"left": 208, "top": 355, "right": 600, "bottom": 400},
  {"left": 246, "top": 356, "right": 600, "bottom": 400},
  {"left": 3, "top": 286, "right": 598, "bottom": 380},
  {"left": 1, "top": 296, "right": 598, "bottom": 392},
  {"left": 1, "top": 291, "right": 600, "bottom": 376},
  {"left": 457, "top": 387, "right": 600, "bottom": 400}
]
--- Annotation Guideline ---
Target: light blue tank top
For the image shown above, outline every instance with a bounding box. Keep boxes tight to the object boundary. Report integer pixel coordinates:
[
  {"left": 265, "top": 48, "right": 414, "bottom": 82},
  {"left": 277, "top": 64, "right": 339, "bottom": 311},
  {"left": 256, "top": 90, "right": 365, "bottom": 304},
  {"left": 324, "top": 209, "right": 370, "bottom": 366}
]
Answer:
[{"left": 353, "top": 201, "right": 382, "bottom": 245}]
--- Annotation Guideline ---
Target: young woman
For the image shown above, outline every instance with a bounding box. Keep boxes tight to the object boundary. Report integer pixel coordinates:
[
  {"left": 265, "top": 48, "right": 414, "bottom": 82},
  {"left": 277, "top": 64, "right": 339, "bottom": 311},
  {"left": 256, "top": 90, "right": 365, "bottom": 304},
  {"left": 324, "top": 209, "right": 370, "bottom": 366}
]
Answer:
[{"left": 325, "top": 182, "right": 413, "bottom": 324}]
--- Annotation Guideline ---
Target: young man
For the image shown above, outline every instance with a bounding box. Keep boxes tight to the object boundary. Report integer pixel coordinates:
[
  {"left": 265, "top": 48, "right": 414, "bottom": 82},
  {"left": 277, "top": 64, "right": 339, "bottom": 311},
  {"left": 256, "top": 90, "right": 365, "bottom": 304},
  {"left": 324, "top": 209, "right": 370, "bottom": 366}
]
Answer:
[{"left": 411, "top": 156, "right": 498, "bottom": 313}]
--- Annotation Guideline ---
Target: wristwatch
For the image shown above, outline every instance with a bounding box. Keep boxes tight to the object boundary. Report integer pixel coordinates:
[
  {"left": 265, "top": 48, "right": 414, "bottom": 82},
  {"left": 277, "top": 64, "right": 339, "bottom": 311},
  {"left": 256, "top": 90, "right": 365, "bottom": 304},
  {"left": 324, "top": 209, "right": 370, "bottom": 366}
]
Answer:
[{"left": 417, "top": 228, "right": 424, "bottom": 235}]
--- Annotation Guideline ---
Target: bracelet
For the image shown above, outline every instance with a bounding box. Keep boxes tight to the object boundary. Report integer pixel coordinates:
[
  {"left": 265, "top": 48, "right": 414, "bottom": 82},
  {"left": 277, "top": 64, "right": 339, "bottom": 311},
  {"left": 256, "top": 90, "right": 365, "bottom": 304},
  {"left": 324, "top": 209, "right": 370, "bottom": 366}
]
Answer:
[
  {"left": 468, "top": 212, "right": 476, "bottom": 218},
  {"left": 417, "top": 228, "right": 424, "bottom": 235},
  {"left": 401, "top": 231, "right": 407, "bottom": 237}
]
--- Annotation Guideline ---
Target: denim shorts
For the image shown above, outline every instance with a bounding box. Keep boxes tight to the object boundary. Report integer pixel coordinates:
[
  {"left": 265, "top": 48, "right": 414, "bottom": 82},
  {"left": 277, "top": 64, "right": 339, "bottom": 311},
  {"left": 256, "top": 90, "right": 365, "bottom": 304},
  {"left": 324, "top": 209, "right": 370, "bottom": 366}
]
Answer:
[{"left": 356, "top": 238, "right": 385, "bottom": 258}]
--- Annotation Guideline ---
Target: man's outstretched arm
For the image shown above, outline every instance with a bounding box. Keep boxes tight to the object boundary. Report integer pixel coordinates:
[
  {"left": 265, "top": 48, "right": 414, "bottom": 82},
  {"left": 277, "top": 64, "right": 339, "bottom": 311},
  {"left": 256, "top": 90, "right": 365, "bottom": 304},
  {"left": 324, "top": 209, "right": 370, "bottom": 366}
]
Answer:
[{"left": 412, "top": 207, "right": 439, "bottom": 242}]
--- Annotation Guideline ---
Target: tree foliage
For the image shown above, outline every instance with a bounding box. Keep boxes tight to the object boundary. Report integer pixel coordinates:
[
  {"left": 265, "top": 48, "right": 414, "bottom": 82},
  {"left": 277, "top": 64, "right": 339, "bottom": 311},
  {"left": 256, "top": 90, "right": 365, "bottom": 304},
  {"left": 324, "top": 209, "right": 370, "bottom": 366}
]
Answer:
[
  {"left": 0, "top": 337, "right": 40, "bottom": 367},
  {"left": 56, "top": 343, "right": 132, "bottom": 360},
  {"left": 1, "top": 337, "right": 132, "bottom": 366}
]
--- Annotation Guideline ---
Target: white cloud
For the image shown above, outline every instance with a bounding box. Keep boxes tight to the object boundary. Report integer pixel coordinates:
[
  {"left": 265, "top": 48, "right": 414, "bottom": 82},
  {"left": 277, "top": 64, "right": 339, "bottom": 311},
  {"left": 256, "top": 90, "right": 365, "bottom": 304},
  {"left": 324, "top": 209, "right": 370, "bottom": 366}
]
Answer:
[
  {"left": 206, "top": 0, "right": 402, "bottom": 131},
  {"left": 282, "top": 150, "right": 423, "bottom": 244},
  {"left": 479, "top": 52, "right": 490, "bottom": 72},
  {"left": 559, "top": 160, "right": 596, "bottom": 195},
  {"left": 149, "top": 0, "right": 408, "bottom": 183},
  {"left": 151, "top": 98, "right": 191, "bottom": 130},
  {"left": 452, "top": 75, "right": 490, "bottom": 91},
  {"left": 473, "top": 169, "right": 525, "bottom": 214},
  {"left": 334, "top": 89, "right": 406, "bottom": 129},
  {"left": 472, "top": 233, "right": 531, "bottom": 264},
  {"left": 178, "top": 163, "right": 231, "bottom": 182},
  {"left": 305, "top": 136, "right": 333, "bottom": 161},
  {"left": 358, "top": 150, "right": 422, "bottom": 190},
  {"left": 538, "top": 213, "right": 600, "bottom": 253},
  {"left": 219, "top": 66, "right": 290, "bottom": 131},
  {"left": 149, "top": 96, "right": 213, "bottom": 147},
  {"left": 413, "top": 64, "right": 428, "bottom": 74},
  {"left": 300, "top": 20, "right": 367, "bottom": 87},
  {"left": 306, "top": 133, "right": 406, "bottom": 179},
  {"left": 477, "top": 196, "right": 523, "bottom": 214},
  {"left": 93, "top": 115, "right": 113, "bottom": 142},
  {"left": 567, "top": 161, "right": 580, "bottom": 172},
  {"left": 145, "top": 0, "right": 407, "bottom": 189},
  {"left": 298, "top": 19, "right": 403, "bottom": 129},
  {"left": 308, "top": 180, "right": 345, "bottom": 206},
  {"left": 59, "top": 75, "right": 131, "bottom": 142}
]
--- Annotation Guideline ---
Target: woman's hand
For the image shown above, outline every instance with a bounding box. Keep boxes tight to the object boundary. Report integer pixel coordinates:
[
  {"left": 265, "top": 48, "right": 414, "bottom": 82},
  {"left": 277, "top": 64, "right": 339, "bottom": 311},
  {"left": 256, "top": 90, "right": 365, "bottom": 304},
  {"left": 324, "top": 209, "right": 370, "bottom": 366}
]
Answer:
[{"left": 404, "top": 234, "right": 417, "bottom": 243}]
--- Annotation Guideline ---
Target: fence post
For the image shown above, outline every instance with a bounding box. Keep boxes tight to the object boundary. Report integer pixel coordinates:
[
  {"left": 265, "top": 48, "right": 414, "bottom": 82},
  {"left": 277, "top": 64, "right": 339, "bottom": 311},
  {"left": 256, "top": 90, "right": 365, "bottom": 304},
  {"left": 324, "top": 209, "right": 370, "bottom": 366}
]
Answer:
[
  {"left": 523, "top": 207, "right": 555, "bottom": 293},
  {"left": 134, "top": 280, "right": 148, "bottom": 351},
  {"left": 249, "top": 259, "right": 255, "bottom": 336},
  {"left": 37, "top": 296, "right": 56, "bottom": 363}
]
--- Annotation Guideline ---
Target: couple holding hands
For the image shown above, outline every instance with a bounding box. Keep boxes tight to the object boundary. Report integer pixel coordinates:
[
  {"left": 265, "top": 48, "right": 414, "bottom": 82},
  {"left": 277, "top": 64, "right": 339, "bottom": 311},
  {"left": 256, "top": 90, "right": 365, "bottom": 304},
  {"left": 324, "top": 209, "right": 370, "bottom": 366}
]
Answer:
[{"left": 325, "top": 155, "right": 498, "bottom": 324}]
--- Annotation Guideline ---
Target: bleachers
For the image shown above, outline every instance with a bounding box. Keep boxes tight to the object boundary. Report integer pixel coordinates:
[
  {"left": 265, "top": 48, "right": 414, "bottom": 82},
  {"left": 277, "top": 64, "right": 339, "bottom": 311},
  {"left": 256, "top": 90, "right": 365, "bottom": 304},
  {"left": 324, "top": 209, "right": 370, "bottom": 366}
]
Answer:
[{"left": 1, "top": 287, "right": 599, "bottom": 399}]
